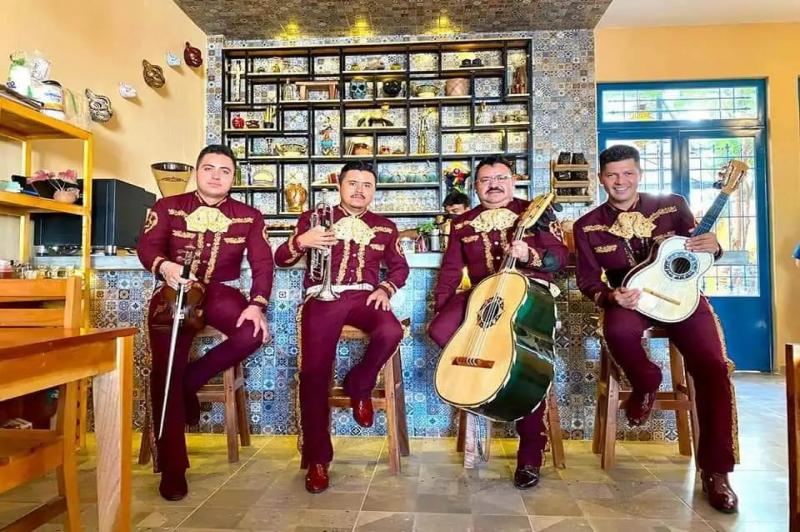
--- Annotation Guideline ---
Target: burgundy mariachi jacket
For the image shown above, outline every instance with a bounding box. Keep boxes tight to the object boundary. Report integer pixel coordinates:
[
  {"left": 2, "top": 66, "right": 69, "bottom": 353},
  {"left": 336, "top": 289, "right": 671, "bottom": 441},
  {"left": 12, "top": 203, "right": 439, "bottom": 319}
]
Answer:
[
  {"left": 137, "top": 191, "right": 274, "bottom": 308},
  {"left": 573, "top": 192, "right": 717, "bottom": 308},
  {"left": 274, "top": 205, "right": 409, "bottom": 297},
  {"left": 434, "top": 198, "right": 569, "bottom": 312}
]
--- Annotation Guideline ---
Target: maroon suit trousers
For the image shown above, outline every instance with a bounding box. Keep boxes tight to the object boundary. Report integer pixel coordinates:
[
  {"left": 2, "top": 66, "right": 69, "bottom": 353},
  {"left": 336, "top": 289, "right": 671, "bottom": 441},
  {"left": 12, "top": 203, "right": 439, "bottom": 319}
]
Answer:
[
  {"left": 429, "top": 291, "right": 549, "bottom": 468},
  {"left": 601, "top": 297, "right": 738, "bottom": 473},
  {"left": 299, "top": 291, "right": 404, "bottom": 465},
  {"left": 148, "top": 282, "right": 262, "bottom": 472}
]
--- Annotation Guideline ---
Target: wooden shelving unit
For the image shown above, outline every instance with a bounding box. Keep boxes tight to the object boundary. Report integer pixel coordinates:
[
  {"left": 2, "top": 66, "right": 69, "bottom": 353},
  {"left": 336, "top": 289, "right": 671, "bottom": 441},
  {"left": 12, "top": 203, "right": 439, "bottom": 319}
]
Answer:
[
  {"left": 550, "top": 160, "right": 592, "bottom": 204},
  {"left": 221, "top": 38, "right": 534, "bottom": 219},
  {"left": 0, "top": 97, "right": 93, "bottom": 274}
]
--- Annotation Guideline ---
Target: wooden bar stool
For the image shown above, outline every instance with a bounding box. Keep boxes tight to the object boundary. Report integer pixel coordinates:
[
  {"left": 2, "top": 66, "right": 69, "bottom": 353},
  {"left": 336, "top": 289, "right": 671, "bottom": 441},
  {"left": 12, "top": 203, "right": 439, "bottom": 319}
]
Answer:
[
  {"left": 592, "top": 326, "right": 699, "bottom": 469},
  {"left": 139, "top": 326, "right": 251, "bottom": 465},
  {"left": 454, "top": 387, "right": 566, "bottom": 468},
  {"left": 299, "top": 321, "right": 411, "bottom": 473}
]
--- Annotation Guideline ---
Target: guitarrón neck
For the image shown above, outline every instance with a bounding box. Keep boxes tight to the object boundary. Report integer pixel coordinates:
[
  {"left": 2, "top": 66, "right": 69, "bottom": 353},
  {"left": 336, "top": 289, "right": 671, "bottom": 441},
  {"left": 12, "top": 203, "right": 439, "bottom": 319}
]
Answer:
[
  {"left": 691, "top": 191, "right": 730, "bottom": 237},
  {"left": 501, "top": 222, "right": 527, "bottom": 271}
]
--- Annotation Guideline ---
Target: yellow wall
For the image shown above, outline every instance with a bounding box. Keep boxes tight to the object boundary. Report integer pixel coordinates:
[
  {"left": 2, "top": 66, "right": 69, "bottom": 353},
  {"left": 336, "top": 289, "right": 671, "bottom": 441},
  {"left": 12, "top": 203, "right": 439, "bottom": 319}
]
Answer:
[
  {"left": 0, "top": 0, "right": 206, "bottom": 258},
  {"left": 595, "top": 23, "right": 800, "bottom": 370}
]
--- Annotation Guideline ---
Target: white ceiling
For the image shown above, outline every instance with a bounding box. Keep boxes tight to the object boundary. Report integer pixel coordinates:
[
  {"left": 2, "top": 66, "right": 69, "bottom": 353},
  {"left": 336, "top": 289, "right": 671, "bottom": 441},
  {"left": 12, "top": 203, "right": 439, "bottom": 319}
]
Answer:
[{"left": 597, "top": 0, "right": 800, "bottom": 28}]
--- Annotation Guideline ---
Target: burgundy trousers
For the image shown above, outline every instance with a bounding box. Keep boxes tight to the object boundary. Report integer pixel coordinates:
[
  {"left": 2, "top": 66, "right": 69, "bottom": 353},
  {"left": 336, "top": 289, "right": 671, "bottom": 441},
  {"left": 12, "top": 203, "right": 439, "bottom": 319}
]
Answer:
[
  {"left": 602, "top": 297, "right": 738, "bottom": 473},
  {"left": 148, "top": 282, "right": 262, "bottom": 472},
  {"left": 429, "top": 291, "right": 549, "bottom": 468},
  {"left": 299, "top": 291, "right": 404, "bottom": 465}
]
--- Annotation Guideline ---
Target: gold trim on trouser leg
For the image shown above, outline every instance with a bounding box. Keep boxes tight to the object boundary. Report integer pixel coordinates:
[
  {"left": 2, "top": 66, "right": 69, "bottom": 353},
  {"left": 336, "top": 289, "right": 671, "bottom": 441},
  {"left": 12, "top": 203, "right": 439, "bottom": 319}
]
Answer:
[
  {"left": 295, "top": 302, "right": 305, "bottom": 457},
  {"left": 709, "top": 303, "right": 740, "bottom": 465},
  {"left": 145, "top": 284, "right": 161, "bottom": 473}
]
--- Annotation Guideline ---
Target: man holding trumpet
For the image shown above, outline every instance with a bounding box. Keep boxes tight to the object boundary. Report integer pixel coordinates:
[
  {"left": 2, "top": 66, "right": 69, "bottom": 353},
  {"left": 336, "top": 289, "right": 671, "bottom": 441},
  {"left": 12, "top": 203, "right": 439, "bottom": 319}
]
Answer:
[{"left": 275, "top": 161, "right": 409, "bottom": 494}]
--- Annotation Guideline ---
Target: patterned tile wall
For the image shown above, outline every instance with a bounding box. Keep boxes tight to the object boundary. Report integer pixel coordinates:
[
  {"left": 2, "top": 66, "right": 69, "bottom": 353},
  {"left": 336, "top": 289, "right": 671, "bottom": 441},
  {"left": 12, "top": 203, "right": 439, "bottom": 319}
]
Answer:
[{"left": 161, "top": 29, "right": 679, "bottom": 443}]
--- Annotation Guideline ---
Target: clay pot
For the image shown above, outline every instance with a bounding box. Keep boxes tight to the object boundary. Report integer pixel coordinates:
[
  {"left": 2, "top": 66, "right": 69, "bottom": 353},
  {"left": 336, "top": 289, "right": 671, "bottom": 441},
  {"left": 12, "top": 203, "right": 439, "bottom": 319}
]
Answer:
[
  {"left": 53, "top": 189, "right": 79, "bottom": 204},
  {"left": 284, "top": 183, "right": 308, "bottom": 213}
]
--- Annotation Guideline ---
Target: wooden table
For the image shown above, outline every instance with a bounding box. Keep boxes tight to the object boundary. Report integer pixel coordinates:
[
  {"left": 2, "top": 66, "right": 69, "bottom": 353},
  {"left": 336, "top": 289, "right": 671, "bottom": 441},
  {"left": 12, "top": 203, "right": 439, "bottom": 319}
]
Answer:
[{"left": 0, "top": 327, "right": 136, "bottom": 532}]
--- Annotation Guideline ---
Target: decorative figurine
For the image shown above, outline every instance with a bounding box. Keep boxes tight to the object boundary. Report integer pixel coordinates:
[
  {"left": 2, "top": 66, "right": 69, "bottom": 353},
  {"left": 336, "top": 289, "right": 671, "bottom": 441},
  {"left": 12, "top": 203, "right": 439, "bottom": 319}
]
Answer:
[
  {"left": 417, "top": 107, "right": 435, "bottom": 154},
  {"left": 319, "top": 118, "right": 335, "bottom": 155},
  {"left": 184, "top": 42, "right": 203, "bottom": 68},
  {"left": 454, "top": 134, "right": 465, "bottom": 153},
  {"left": 382, "top": 79, "right": 402, "bottom": 98},
  {"left": 166, "top": 51, "right": 181, "bottom": 67},
  {"left": 142, "top": 60, "right": 165, "bottom": 88},
  {"left": 85, "top": 89, "right": 113, "bottom": 123},
  {"left": 232, "top": 114, "right": 245, "bottom": 129},
  {"left": 348, "top": 77, "right": 368, "bottom": 100},
  {"left": 118, "top": 82, "right": 137, "bottom": 99}
]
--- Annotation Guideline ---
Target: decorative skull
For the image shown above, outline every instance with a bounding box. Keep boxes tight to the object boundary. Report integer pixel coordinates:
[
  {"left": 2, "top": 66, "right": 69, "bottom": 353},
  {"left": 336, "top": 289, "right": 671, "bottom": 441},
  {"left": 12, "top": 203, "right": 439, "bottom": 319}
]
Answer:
[{"left": 348, "top": 77, "right": 368, "bottom": 100}]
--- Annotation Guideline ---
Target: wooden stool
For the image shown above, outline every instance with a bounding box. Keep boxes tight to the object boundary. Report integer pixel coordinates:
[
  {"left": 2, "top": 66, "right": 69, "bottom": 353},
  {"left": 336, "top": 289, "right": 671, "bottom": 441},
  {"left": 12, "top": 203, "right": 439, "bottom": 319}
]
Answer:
[
  {"left": 455, "top": 387, "right": 566, "bottom": 468},
  {"left": 592, "top": 326, "right": 699, "bottom": 469},
  {"left": 299, "top": 323, "right": 410, "bottom": 473},
  {"left": 139, "top": 327, "right": 251, "bottom": 465}
]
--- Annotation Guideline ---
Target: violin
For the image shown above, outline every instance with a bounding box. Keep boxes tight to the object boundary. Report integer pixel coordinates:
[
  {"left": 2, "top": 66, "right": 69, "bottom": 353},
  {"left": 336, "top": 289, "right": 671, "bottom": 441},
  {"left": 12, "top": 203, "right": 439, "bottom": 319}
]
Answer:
[{"left": 150, "top": 248, "right": 206, "bottom": 332}]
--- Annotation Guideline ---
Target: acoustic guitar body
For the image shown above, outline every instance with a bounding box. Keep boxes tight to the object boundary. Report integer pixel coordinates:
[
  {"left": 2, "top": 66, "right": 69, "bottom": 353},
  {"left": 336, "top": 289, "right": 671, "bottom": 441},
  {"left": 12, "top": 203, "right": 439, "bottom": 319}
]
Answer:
[
  {"left": 623, "top": 236, "right": 714, "bottom": 323},
  {"left": 434, "top": 271, "right": 556, "bottom": 422}
]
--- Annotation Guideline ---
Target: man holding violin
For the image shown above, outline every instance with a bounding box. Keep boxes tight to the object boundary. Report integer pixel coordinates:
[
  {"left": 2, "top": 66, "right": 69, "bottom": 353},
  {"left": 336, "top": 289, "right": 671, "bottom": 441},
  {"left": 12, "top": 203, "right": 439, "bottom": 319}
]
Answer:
[
  {"left": 138, "top": 144, "right": 274, "bottom": 501},
  {"left": 274, "top": 161, "right": 408, "bottom": 494},
  {"left": 428, "top": 155, "right": 568, "bottom": 490}
]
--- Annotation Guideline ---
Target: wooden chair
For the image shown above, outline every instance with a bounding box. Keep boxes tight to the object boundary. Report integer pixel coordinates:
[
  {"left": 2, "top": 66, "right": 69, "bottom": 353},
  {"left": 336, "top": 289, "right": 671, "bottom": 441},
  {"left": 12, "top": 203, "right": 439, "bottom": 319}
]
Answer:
[
  {"left": 592, "top": 326, "right": 700, "bottom": 469},
  {"left": 0, "top": 277, "right": 83, "bottom": 531},
  {"left": 139, "top": 326, "right": 251, "bottom": 465},
  {"left": 299, "top": 322, "right": 411, "bottom": 474},
  {"left": 454, "top": 387, "right": 566, "bottom": 468},
  {"left": 786, "top": 343, "right": 800, "bottom": 532}
]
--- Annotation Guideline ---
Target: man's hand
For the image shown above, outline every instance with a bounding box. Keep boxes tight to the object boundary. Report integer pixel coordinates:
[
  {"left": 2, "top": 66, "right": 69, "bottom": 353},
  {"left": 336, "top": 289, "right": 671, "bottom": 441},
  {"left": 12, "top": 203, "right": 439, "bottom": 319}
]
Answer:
[
  {"left": 297, "top": 225, "right": 337, "bottom": 250},
  {"left": 507, "top": 240, "right": 530, "bottom": 262},
  {"left": 159, "top": 261, "right": 197, "bottom": 290},
  {"left": 610, "top": 287, "right": 641, "bottom": 310},
  {"left": 686, "top": 233, "right": 721, "bottom": 254},
  {"left": 236, "top": 304, "right": 270, "bottom": 343},
  {"left": 366, "top": 289, "right": 391, "bottom": 311}
]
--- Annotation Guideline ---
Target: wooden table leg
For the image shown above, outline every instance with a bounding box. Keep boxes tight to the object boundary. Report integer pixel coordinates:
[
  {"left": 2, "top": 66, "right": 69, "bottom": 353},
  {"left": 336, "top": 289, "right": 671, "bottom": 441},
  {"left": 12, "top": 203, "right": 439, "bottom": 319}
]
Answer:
[{"left": 92, "top": 335, "right": 133, "bottom": 532}]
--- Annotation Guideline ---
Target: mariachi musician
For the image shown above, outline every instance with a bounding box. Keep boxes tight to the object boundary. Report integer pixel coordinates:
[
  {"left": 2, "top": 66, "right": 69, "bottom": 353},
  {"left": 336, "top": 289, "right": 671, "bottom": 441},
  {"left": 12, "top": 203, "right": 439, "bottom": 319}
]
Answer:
[
  {"left": 428, "top": 155, "right": 568, "bottom": 489},
  {"left": 573, "top": 144, "right": 738, "bottom": 513},
  {"left": 137, "top": 144, "right": 274, "bottom": 501},
  {"left": 274, "top": 161, "right": 409, "bottom": 494}
]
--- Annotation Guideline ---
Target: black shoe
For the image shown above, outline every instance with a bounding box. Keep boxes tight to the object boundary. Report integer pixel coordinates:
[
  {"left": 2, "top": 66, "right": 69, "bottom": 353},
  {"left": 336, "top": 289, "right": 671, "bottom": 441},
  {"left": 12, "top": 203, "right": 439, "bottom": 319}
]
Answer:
[
  {"left": 513, "top": 465, "right": 541, "bottom": 490},
  {"left": 159, "top": 469, "right": 188, "bottom": 501}
]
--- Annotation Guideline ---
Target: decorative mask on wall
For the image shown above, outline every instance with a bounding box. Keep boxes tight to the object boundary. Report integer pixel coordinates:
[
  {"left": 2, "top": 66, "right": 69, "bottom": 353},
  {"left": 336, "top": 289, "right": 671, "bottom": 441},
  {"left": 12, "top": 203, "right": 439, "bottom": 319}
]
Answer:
[
  {"left": 348, "top": 77, "right": 368, "bottom": 100},
  {"left": 184, "top": 42, "right": 203, "bottom": 68},
  {"left": 166, "top": 52, "right": 181, "bottom": 67},
  {"left": 142, "top": 60, "right": 165, "bottom": 88},
  {"left": 85, "top": 89, "right": 113, "bottom": 123},
  {"left": 118, "top": 82, "right": 137, "bottom": 99}
]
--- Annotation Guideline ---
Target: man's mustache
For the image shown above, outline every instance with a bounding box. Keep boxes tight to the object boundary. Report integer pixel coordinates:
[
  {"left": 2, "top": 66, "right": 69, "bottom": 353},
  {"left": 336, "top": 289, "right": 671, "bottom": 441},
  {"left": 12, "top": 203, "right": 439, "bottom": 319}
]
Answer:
[{"left": 488, "top": 187, "right": 503, "bottom": 193}]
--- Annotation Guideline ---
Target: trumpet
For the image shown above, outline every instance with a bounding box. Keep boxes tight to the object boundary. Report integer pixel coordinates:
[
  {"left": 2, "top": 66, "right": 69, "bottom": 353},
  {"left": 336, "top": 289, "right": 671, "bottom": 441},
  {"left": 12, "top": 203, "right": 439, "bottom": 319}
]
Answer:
[{"left": 308, "top": 200, "right": 339, "bottom": 301}]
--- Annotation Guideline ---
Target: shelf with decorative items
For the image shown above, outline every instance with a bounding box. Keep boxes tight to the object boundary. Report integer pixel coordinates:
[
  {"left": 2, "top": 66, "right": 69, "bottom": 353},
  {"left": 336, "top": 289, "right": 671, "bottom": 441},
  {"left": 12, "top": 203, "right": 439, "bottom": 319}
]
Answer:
[
  {"left": 550, "top": 158, "right": 592, "bottom": 204},
  {"left": 221, "top": 38, "right": 533, "bottom": 220}
]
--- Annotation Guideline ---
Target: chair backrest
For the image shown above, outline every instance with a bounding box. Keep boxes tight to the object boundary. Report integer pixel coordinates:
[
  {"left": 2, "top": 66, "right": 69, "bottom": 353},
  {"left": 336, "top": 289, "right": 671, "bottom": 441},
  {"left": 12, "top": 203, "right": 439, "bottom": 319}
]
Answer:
[{"left": 0, "top": 277, "right": 82, "bottom": 328}]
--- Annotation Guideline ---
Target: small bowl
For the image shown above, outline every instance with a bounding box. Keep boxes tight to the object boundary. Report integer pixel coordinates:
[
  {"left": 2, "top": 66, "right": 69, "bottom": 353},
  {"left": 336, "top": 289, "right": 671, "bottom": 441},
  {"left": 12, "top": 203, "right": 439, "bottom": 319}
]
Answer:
[
  {"left": 415, "top": 84, "right": 439, "bottom": 98},
  {"left": 277, "top": 143, "right": 306, "bottom": 157}
]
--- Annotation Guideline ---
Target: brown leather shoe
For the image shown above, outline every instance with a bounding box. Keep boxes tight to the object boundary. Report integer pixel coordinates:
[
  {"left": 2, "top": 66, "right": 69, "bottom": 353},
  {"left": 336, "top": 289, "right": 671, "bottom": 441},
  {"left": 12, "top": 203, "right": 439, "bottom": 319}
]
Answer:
[
  {"left": 351, "top": 397, "right": 374, "bottom": 428},
  {"left": 701, "top": 471, "right": 738, "bottom": 513},
  {"left": 159, "top": 469, "right": 188, "bottom": 501},
  {"left": 305, "top": 463, "right": 329, "bottom": 494},
  {"left": 625, "top": 391, "right": 657, "bottom": 426}
]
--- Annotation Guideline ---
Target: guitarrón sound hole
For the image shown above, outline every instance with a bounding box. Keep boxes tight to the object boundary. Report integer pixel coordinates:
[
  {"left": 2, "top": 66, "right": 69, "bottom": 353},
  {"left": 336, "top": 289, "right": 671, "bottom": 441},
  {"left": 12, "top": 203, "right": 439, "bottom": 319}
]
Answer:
[
  {"left": 671, "top": 257, "right": 692, "bottom": 275},
  {"left": 477, "top": 297, "right": 504, "bottom": 329}
]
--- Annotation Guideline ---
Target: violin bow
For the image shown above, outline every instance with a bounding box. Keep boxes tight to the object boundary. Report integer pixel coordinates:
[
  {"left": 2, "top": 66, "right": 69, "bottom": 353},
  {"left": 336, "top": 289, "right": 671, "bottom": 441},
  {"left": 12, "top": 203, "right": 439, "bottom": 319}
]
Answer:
[{"left": 158, "top": 250, "right": 194, "bottom": 440}]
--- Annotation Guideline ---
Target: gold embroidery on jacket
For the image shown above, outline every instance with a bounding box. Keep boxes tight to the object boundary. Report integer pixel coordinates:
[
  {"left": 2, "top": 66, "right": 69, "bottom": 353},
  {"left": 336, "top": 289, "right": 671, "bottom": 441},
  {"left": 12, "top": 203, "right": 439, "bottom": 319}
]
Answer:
[
  {"left": 369, "top": 243, "right": 385, "bottom": 251},
  {"left": 336, "top": 240, "right": 351, "bottom": 283},
  {"left": 594, "top": 244, "right": 618, "bottom": 254},
  {"left": 481, "top": 233, "right": 494, "bottom": 273},
  {"left": 144, "top": 210, "right": 159, "bottom": 234},
  {"left": 582, "top": 224, "right": 608, "bottom": 233},
  {"left": 203, "top": 232, "right": 223, "bottom": 283},
  {"left": 171, "top": 230, "right": 194, "bottom": 239},
  {"left": 471, "top": 208, "right": 517, "bottom": 233},
  {"left": 223, "top": 236, "right": 246, "bottom": 245},
  {"left": 461, "top": 235, "right": 480, "bottom": 243}
]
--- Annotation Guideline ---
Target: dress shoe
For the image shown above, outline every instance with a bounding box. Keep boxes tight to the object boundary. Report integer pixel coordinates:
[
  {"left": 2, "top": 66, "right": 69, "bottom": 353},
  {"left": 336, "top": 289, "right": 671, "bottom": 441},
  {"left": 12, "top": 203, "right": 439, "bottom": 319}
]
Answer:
[
  {"left": 184, "top": 387, "right": 201, "bottom": 426},
  {"left": 305, "top": 463, "right": 329, "bottom": 494},
  {"left": 513, "top": 465, "right": 541, "bottom": 490},
  {"left": 159, "top": 469, "right": 188, "bottom": 501},
  {"left": 351, "top": 397, "right": 374, "bottom": 427},
  {"left": 701, "top": 471, "right": 738, "bottom": 513},
  {"left": 625, "top": 390, "right": 656, "bottom": 426}
]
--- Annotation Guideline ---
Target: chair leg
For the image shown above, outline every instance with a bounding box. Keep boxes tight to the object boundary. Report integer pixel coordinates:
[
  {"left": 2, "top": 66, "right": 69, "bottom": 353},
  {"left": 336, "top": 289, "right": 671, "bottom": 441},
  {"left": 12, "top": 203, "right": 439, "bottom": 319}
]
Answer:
[
  {"left": 391, "top": 350, "right": 410, "bottom": 457},
  {"left": 384, "top": 354, "right": 401, "bottom": 474},
  {"left": 669, "top": 343, "right": 692, "bottom": 457},
  {"left": 223, "top": 367, "right": 239, "bottom": 463},
  {"left": 592, "top": 348, "right": 610, "bottom": 455},
  {"left": 235, "top": 364, "right": 251, "bottom": 448},
  {"left": 601, "top": 369, "right": 619, "bottom": 470},
  {"left": 456, "top": 409, "right": 468, "bottom": 453},
  {"left": 56, "top": 382, "right": 81, "bottom": 531},
  {"left": 547, "top": 387, "right": 566, "bottom": 469},
  {"left": 686, "top": 369, "right": 700, "bottom": 460},
  {"left": 138, "top": 414, "right": 152, "bottom": 466}
]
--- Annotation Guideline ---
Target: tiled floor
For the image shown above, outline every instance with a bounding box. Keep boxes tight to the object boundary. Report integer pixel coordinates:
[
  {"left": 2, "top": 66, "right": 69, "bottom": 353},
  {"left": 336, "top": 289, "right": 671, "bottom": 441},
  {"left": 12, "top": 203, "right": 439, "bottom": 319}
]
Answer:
[{"left": 0, "top": 373, "right": 788, "bottom": 531}]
